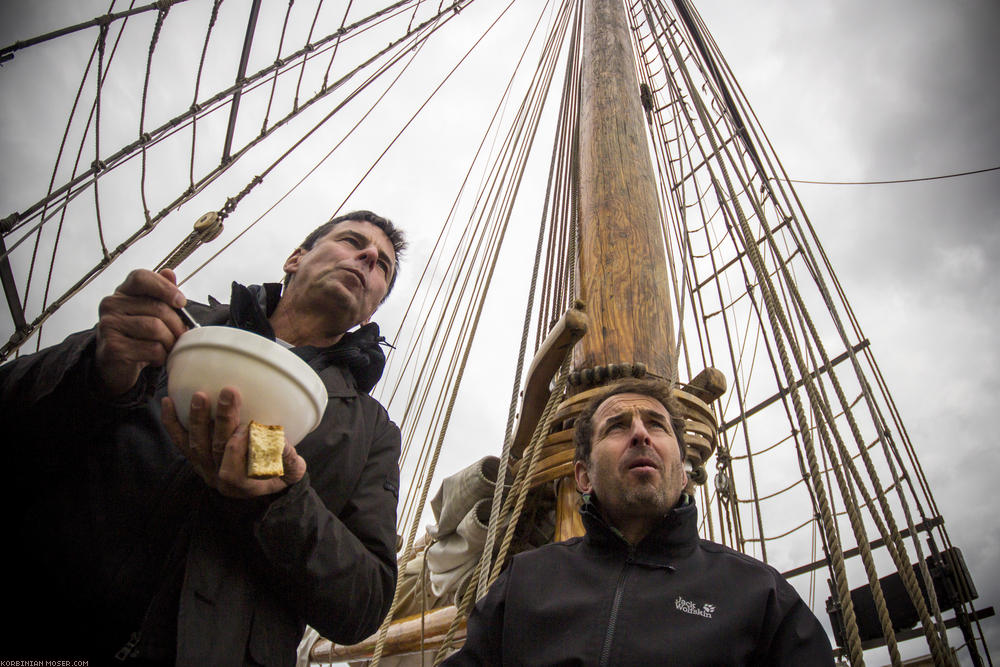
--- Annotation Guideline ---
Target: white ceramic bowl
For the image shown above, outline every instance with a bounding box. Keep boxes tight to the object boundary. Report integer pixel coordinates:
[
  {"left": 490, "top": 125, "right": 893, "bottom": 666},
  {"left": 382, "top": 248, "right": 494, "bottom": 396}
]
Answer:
[{"left": 166, "top": 326, "right": 328, "bottom": 447}]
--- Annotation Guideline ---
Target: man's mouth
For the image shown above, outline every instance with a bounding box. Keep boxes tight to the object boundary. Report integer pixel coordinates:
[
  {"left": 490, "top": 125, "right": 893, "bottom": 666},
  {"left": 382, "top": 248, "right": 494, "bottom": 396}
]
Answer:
[
  {"left": 343, "top": 268, "right": 366, "bottom": 289},
  {"left": 627, "top": 456, "right": 659, "bottom": 474}
]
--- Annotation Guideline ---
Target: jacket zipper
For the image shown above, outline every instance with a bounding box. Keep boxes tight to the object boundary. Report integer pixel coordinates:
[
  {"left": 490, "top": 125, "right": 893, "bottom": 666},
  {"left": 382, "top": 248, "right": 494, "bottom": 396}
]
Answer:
[{"left": 599, "top": 550, "right": 634, "bottom": 667}]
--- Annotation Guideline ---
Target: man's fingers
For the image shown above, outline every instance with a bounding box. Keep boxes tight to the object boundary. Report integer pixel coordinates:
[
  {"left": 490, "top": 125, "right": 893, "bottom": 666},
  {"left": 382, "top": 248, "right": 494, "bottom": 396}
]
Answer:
[
  {"left": 186, "top": 392, "right": 217, "bottom": 472},
  {"left": 107, "top": 269, "right": 188, "bottom": 339},
  {"left": 217, "top": 422, "right": 251, "bottom": 490},
  {"left": 212, "top": 388, "right": 242, "bottom": 469},
  {"left": 116, "top": 268, "right": 186, "bottom": 306},
  {"left": 100, "top": 312, "right": 180, "bottom": 355},
  {"left": 158, "top": 268, "right": 178, "bottom": 286},
  {"left": 162, "top": 397, "right": 210, "bottom": 485},
  {"left": 99, "top": 294, "right": 187, "bottom": 343},
  {"left": 281, "top": 445, "right": 307, "bottom": 487}
]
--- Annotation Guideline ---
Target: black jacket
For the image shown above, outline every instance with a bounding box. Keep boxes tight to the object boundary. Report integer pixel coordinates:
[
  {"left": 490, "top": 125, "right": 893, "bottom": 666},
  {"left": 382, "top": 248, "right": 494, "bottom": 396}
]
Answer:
[
  {"left": 1, "top": 283, "right": 400, "bottom": 666},
  {"left": 446, "top": 499, "right": 833, "bottom": 666}
]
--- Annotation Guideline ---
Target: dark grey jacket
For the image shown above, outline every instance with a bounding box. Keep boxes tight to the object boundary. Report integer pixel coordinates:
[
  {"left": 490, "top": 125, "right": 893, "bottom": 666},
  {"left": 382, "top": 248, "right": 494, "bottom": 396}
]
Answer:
[
  {"left": 445, "top": 499, "right": 834, "bottom": 666},
  {"left": 1, "top": 283, "right": 400, "bottom": 666}
]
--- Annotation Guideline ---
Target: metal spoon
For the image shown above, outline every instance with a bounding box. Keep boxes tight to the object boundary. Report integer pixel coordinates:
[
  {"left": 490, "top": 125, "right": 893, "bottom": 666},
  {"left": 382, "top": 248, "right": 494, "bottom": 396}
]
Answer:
[{"left": 175, "top": 304, "right": 201, "bottom": 329}]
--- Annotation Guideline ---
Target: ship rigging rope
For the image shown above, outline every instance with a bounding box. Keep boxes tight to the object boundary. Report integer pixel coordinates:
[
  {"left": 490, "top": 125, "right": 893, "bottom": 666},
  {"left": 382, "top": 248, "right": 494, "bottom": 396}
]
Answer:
[
  {"left": 25, "top": 0, "right": 137, "bottom": 353},
  {"left": 370, "top": 0, "right": 544, "bottom": 533},
  {"left": 638, "top": 1, "right": 965, "bottom": 662},
  {"left": 689, "top": 0, "right": 969, "bottom": 553},
  {"left": 179, "top": 0, "right": 474, "bottom": 286},
  {"left": 688, "top": 0, "right": 956, "bottom": 646},
  {"left": 476, "top": 2, "right": 582, "bottom": 603},
  {"left": 0, "top": 0, "right": 191, "bottom": 58},
  {"left": 1, "top": 0, "right": 438, "bottom": 242},
  {"left": 665, "top": 0, "right": 953, "bottom": 657},
  {"left": 432, "top": 354, "right": 573, "bottom": 665},
  {"left": 776, "top": 163, "right": 1000, "bottom": 186},
  {"left": 259, "top": 1, "right": 300, "bottom": 138},
  {"left": 673, "top": 21, "right": 903, "bottom": 664},
  {"left": 188, "top": 0, "right": 224, "bottom": 189},
  {"left": 0, "top": 0, "right": 475, "bottom": 361},
  {"left": 690, "top": 0, "right": 981, "bottom": 616},
  {"left": 642, "top": 0, "right": 891, "bottom": 663},
  {"left": 381, "top": 0, "right": 570, "bottom": 535},
  {"left": 366, "top": 4, "right": 571, "bottom": 663},
  {"left": 175, "top": 0, "right": 470, "bottom": 221},
  {"left": 751, "top": 120, "right": 956, "bottom": 665},
  {"left": 4, "top": 1, "right": 982, "bottom": 662},
  {"left": 6, "top": 4, "right": 422, "bottom": 259},
  {"left": 138, "top": 3, "right": 171, "bottom": 222}
]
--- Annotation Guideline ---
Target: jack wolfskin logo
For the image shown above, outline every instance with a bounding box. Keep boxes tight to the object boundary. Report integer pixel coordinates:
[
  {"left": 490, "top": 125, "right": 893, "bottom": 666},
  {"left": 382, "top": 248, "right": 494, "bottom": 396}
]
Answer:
[{"left": 675, "top": 596, "right": 715, "bottom": 618}]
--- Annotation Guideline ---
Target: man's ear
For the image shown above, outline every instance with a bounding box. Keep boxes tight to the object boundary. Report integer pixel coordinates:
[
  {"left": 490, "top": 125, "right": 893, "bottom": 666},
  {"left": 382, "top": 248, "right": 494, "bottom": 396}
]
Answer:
[
  {"left": 574, "top": 459, "right": 593, "bottom": 494},
  {"left": 283, "top": 247, "right": 306, "bottom": 276},
  {"left": 679, "top": 460, "right": 690, "bottom": 487}
]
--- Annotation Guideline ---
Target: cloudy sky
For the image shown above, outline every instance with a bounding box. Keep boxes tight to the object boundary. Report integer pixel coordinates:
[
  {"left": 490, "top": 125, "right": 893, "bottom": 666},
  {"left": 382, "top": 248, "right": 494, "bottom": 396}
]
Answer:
[
  {"left": 1, "top": 0, "right": 997, "bottom": 663},
  {"left": 693, "top": 0, "right": 1000, "bottom": 660}
]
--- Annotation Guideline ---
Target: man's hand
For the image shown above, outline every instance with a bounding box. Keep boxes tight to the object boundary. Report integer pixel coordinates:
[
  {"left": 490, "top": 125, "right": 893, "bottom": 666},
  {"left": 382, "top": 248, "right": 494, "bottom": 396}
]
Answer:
[
  {"left": 162, "top": 386, "right": 307, "bottom": 498},
  {"left": 96, "top": 268, "right": 189, "bottom": 397}
]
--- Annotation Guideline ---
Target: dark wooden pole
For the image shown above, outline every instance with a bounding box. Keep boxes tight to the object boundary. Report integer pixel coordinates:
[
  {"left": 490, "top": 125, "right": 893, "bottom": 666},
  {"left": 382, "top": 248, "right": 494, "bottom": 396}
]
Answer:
[{"left": 576, "top": 0, "right": 675, "bottom": 380}]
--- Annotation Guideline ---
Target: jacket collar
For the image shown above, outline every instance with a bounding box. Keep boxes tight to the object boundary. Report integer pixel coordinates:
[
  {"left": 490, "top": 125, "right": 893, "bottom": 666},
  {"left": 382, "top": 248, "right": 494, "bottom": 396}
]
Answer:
[
  {"left": 200, "top": 282, "right": 389, "bottom": 394},
  {"left": 580, "top": 494, "right": 699, "bottom": 564}
]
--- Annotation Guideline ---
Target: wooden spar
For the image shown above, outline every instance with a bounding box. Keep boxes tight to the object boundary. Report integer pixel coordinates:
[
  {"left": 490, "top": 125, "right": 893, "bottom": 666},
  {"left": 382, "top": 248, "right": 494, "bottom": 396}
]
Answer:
[
  {"left": 509, "top": 302, "right": 588, "bottom": 459},
  {"left": 576, "top": 0, "right": 675, "bottom": 380},
  {"left": 311, "top": 606, "right": 466, "bottom": 662}
]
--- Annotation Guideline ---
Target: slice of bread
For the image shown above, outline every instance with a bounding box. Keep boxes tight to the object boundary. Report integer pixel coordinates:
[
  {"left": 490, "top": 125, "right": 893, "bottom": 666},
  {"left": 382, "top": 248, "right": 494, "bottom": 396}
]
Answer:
[{"left": 247, "top": 421, "right": 285, "bottom": 479}]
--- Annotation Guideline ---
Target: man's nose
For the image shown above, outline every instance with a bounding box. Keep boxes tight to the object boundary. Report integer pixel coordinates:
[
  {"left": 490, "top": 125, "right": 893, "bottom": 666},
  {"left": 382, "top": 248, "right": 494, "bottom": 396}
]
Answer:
[
  {"left": 629, "top": 418, "right": 652, "bottom": 447},
  {"left": 358, "top": 245, "right": 378, "bottom": 270}
]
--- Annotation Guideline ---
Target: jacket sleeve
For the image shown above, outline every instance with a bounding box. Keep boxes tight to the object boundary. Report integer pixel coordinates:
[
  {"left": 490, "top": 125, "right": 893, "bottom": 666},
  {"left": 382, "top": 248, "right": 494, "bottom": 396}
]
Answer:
[
  {"left": 760, "top": 573, "right": 835, "bottom": 665},
  {"left": 2, "top": 329, "right": 94, "bottom": 414},
  {"left": 441, "top": 567, "right": 509, "bottom": 666},
  {"left": 0, "top": 329, "right": 154, "bottom": 446},
  {"left": 250, "top": 404, "right": 401, "bottom": 645}
]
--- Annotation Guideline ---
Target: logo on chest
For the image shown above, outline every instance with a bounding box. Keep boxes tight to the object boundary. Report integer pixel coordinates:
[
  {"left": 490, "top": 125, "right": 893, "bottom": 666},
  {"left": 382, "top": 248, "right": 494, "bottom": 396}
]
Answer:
[{"left": 675, "top": 596, "right": 715, "bottom": 619}]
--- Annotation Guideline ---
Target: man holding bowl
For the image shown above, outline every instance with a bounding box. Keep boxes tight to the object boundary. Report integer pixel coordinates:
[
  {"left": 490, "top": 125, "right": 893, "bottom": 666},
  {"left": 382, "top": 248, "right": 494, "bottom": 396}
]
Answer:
[{"left": 1, "top": 211, "right": 406, "bottom": 666}]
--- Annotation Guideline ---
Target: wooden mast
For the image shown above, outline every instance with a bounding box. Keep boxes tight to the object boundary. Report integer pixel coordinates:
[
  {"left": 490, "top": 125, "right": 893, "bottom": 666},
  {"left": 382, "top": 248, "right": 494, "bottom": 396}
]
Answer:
[
  {"left": 320, "top": 3, "right": 726, "bottom": 658},
  {"left": 550, "top": 0, "right": 683, "bottom": 542},
  {"left": 576, "top": 0, "right": 675, "bottom": 380}
]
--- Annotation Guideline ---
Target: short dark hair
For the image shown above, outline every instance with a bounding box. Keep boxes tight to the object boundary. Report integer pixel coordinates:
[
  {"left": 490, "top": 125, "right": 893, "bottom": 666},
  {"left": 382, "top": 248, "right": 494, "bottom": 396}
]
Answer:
[
  {"left": 573, "top": 378, "right": 686, "bottom": 464},
  {"left": 284, "top": 210, "right": 407, "bottom": 298}
]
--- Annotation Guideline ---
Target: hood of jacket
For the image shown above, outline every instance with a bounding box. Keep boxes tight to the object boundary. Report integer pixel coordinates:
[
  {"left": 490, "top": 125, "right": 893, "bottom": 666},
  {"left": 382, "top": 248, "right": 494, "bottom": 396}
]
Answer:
[{"left": 199, "top": 282, "right": 389, "bottom": 393}]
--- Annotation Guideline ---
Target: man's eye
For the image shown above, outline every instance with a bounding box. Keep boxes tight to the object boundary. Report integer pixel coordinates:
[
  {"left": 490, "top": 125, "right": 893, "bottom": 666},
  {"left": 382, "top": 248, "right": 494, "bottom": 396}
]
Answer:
[
  {"left": 342, "top": 236, "right": 362, "bottom": 247},
  {"left": 378, "top": 260, "right": 391, "bottom": 275}
]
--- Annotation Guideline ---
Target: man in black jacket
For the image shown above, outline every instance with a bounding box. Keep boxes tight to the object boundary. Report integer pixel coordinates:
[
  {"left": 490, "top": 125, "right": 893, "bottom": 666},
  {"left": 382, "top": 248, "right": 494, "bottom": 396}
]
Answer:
[
  {"left": 445, "top": 378, "right": 834, "bottom": 666},
  {"left": 1, "top": 211, "right": 405, "bottom": 666}
]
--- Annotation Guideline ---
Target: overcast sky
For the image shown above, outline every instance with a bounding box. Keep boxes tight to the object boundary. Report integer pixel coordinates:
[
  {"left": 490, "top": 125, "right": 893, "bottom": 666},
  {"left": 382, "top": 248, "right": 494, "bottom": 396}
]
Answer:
[
  {"left": 693, "top": 0, "right": 1000, "bottom": 660},
  {"left": 1, "top": 0, "right": 997, "bottom": 663}
]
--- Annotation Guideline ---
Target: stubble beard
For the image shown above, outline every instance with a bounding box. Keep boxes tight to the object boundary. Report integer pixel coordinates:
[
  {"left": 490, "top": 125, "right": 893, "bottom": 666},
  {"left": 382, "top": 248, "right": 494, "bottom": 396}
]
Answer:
[
  {"left": 619, "top": 457, "right": 685, "bottom": 518},
  {"left": 590, "top": 454, "right": 687, "bottom": 530},
  {"left": 308, "top": 273, "right": 365, "bottom": 322}
]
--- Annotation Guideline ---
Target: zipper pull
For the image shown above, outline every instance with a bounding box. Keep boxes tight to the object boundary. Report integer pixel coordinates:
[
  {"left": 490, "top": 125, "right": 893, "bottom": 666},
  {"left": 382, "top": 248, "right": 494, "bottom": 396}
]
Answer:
[{"left": 115, "top": 631, "right": 142, "bottom": 661}]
